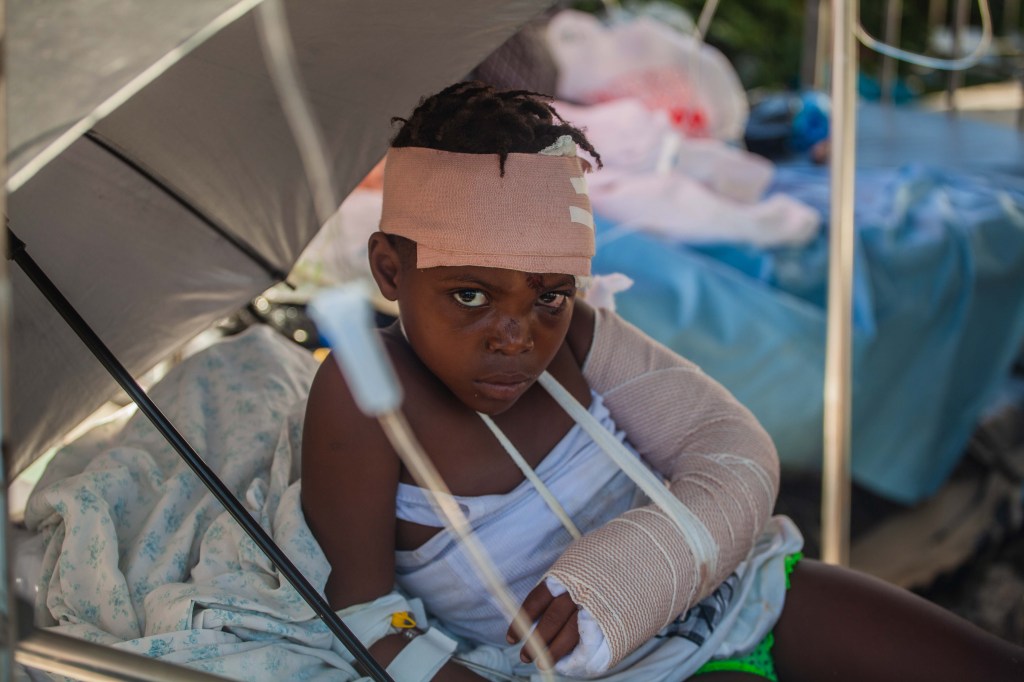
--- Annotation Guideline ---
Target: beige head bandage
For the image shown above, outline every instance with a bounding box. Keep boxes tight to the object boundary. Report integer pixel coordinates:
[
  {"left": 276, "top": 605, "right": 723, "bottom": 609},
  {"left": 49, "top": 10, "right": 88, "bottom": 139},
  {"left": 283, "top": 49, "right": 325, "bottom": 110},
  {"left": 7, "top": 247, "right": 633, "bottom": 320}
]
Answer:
[{"left": 379, "top": 144, "right": 595, "bottom": 277}]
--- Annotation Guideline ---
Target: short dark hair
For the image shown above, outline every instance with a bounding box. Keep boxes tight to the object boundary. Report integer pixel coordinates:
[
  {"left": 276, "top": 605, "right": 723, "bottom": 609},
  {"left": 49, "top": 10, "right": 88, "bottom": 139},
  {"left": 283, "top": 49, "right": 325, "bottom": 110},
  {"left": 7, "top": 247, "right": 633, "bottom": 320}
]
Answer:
[
  {"left": 390, "top": 81, "right": 601, "bottom": 175},
  {"left": 384, "top": 232, "right": 416, "bottom": 267}
]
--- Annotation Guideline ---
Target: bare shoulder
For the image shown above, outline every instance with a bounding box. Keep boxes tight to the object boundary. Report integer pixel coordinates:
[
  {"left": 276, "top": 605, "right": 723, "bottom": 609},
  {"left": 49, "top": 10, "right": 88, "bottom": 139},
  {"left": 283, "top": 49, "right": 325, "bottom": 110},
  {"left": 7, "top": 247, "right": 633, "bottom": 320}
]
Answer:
[
  {"left": 302, "top": 352, "right": 391, "bottom": 471},
  {"left": 565, "top": 299, "right": 597, "bottom": 368},
  {"left": 300, "top": 343, "right": 401, "bottom": 608}
]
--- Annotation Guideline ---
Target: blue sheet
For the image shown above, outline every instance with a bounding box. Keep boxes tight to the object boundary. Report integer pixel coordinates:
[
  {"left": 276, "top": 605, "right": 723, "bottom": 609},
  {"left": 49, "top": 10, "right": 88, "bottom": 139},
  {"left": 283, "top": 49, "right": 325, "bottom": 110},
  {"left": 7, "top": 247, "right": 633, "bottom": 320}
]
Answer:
[{"left": 593, "top": 164, "right": 1024, "bottom": 504}]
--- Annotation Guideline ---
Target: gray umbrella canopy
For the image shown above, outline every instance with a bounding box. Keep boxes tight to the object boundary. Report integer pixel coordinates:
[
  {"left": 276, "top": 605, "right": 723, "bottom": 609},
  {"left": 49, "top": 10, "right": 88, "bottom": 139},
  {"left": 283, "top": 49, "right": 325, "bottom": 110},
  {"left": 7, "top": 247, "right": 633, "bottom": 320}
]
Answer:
[{"left": 6, "top": 0, "right": 552, "bottom": 477}]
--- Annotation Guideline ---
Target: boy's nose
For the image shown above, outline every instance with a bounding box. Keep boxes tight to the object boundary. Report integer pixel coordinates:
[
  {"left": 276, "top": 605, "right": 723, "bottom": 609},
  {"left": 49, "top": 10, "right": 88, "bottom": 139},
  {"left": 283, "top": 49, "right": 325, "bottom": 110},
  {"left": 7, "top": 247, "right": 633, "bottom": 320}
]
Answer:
[{"left": 487, "top": 316, "right": 534, "bottom": 354}]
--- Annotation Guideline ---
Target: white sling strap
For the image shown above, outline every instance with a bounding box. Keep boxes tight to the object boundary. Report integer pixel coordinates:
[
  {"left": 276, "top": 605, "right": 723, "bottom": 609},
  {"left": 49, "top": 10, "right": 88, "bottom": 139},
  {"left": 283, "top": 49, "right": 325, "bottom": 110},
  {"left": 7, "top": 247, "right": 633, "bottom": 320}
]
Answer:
[
  {"left": 479, "top": 371, "right": 718, "bottom": 578},
  {"left": 537, "top": 371, "right": 718, "bottom": 576},
  {"left": 477, "top": 412, "right": 583, "bottom": 539}
]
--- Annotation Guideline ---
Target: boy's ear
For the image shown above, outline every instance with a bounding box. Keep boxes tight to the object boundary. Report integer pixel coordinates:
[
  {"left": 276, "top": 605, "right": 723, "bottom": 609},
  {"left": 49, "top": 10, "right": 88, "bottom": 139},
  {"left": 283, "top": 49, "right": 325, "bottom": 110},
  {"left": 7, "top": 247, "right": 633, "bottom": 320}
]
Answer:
[{"left": 367, "top": 232, "right": 402, "bottom": 301}]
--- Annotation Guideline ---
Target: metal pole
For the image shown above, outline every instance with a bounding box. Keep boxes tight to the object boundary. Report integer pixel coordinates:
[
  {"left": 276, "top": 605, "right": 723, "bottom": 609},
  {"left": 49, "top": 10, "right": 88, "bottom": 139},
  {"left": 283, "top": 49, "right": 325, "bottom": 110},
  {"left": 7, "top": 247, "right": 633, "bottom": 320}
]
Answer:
[
  {"left": 16, "top": 624, "right": 231, "bottom": 682},
  {"left": 821, "top": 0, "right": 858, "bottom": 567},
  {"left": 0, "top": 0, "right": 13, "bottom": 677},
  {"left": 881, "top": 0, "right": 904, "bottom": 103},
  {"left": 946, "top": 0, "right": 970, "bottom": 111},
  {"left": 1006, "top": 0, "right": 1020, "bottom": 34},
  {"left": 801, "top": 0, "right": 822, "bottom": 90},
  {"left": 816, "top": 1, "right": 833, "bottom": 90},
  {"left": 5, "top": 233, "right": 394, "bottom": 682},
  {"left": 929, "top": 0, "right": 948, "bottom": 32},
  {"left": 1019, "top": 72, "right": 1024, "bottom": 131}
]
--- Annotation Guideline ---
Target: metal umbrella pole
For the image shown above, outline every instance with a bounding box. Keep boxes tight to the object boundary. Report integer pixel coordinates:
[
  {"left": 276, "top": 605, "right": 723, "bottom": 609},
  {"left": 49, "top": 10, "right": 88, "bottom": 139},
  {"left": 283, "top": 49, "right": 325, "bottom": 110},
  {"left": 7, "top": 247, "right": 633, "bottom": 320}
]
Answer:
[{"left": 821, "top": 0, "right": 858, "bottom": 567}]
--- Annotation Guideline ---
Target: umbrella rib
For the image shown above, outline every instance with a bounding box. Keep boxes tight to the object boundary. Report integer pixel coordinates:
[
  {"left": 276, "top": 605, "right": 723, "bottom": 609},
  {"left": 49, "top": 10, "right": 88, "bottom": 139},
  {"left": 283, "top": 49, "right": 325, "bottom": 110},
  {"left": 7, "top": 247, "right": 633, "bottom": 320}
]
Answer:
[{"left": 84, "top": 131, "right": 290, "bottom": 282}]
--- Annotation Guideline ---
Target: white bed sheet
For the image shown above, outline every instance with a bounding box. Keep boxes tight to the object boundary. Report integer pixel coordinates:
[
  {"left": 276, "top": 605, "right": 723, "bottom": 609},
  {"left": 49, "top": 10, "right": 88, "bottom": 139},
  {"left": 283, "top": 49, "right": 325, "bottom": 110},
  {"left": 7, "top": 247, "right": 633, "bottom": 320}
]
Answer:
[{"left": 17, "top": 326, "right": 381, "bottom": 680}]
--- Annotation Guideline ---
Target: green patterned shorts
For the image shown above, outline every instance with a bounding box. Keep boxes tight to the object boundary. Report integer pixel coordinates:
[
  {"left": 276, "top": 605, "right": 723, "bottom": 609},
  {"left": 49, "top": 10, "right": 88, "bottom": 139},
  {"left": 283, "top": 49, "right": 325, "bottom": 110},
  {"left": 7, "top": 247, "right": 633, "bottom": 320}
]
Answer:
[{"left": 692, "top": 552, "right": 802, "bottom": 680}]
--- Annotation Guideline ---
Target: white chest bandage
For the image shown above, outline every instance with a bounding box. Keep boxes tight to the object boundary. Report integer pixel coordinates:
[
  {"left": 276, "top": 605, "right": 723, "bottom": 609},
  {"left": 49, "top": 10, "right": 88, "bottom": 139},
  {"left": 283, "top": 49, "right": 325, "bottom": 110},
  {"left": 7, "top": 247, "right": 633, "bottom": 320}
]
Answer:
[{"left": 541, "top": 308, "right": 779, "bottom": 669}]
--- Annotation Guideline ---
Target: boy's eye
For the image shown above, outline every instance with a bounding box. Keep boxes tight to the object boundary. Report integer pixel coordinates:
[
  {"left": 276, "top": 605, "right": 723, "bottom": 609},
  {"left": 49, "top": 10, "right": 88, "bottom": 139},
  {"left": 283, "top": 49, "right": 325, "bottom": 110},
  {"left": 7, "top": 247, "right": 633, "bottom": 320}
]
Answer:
[
  {"left": 537, "top": 291, "right": 569, "bottom": 309},
  {"left": 453, "top": 290, "right": 488, "bottom": 308}
]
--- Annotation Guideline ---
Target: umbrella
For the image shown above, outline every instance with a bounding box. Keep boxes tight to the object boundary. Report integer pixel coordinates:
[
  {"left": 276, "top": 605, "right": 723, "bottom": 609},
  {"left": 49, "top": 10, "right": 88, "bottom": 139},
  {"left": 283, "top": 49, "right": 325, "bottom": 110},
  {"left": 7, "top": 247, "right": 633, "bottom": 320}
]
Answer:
[
  {"left": 6, "top": 0, "right": 552, "bottom": 479},
  {"left": 5, "top": 0, "right": 552, "bottom": 678}
]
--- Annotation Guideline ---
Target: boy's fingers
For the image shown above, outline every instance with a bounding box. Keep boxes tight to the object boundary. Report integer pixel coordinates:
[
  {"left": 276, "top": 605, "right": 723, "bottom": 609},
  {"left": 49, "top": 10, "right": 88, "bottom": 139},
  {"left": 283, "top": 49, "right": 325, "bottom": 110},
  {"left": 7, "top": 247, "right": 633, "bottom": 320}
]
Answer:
[
  {"left": 520, "top": 594, "right": 579, "bottom": 664},
  {"left": 538, "top": 610, "right": 581, "bottom": 669},
  {"left": 507, "top": 583, "right": 554, "bottom": 643}
]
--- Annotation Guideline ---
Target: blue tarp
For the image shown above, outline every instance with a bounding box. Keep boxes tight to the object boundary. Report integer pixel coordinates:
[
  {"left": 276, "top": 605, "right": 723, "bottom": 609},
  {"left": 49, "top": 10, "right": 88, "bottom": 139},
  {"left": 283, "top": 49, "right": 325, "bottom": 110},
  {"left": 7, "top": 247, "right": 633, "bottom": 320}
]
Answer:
[{"left": 594, "top": 165, "right": 1024, "bottom": 504}]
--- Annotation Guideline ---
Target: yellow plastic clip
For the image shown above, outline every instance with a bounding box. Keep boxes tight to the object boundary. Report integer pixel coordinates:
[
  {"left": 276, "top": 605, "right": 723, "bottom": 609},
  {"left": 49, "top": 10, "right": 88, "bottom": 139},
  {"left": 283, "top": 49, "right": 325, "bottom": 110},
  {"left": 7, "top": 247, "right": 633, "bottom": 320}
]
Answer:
[{"left": 390, "top": 611, "right": 417, "bottom": 630}]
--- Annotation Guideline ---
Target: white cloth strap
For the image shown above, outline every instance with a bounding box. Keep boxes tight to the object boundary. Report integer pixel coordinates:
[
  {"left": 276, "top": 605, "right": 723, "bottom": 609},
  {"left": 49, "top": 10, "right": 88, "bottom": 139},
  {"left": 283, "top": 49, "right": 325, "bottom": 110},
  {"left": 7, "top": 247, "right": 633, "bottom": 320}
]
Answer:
[
  {"left": 477, "top": 412, "right": 582, "bottom": 540},
  {"left": 537, "top": 371, "right": 719, "bottom": 578},
  {"left": 385, "top": 627, "right": 458, "bottom": 682},
  {"left": 477, "top": 371, "right": 719, "bottom": 580}
]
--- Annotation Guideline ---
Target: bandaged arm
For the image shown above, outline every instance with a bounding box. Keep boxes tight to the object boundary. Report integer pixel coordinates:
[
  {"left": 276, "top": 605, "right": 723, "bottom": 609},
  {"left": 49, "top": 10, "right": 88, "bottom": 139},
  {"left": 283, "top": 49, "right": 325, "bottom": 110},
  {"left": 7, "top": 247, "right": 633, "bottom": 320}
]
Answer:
[{"left": 544, "top": 308, "right": 780, "bottom": 669}]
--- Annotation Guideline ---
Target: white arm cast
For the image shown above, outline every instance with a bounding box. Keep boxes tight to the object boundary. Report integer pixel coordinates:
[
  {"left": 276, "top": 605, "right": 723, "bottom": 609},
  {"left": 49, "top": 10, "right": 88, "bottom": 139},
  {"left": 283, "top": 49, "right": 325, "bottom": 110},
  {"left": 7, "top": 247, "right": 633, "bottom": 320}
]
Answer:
[{"left": 544, "top": 308, "right": 779, "bottom": 668}]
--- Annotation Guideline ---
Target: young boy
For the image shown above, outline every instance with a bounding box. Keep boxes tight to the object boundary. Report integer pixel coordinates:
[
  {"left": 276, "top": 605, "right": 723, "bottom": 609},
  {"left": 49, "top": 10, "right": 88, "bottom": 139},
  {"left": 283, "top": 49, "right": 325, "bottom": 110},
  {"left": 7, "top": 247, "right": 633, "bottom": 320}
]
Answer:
[{"left": 301, "top": 82, "right": 1022, "bottom": 681}]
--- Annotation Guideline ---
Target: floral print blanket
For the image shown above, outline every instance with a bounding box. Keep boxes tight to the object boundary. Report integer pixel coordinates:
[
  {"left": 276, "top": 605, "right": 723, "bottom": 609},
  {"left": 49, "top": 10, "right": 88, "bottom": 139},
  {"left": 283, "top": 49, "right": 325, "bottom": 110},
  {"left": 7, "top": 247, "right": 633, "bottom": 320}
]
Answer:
[{"left": 24, "top": 326, "right": 372, "bottom": 680}]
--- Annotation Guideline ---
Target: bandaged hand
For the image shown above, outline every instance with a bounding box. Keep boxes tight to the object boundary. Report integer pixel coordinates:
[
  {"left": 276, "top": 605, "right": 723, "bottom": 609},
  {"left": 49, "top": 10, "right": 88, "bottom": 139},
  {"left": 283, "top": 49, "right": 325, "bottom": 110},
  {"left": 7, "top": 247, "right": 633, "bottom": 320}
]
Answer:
[{"left": 506, "top": 582, "right": 580, "bottom": 669}]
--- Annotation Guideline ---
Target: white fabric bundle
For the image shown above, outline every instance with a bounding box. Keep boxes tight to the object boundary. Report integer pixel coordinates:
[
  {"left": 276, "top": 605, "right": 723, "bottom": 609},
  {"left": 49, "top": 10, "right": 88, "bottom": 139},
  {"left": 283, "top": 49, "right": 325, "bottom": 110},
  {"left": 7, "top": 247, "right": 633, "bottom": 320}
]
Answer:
[{"left": 544, "top": 307, "right": 780, "bottom": 669}]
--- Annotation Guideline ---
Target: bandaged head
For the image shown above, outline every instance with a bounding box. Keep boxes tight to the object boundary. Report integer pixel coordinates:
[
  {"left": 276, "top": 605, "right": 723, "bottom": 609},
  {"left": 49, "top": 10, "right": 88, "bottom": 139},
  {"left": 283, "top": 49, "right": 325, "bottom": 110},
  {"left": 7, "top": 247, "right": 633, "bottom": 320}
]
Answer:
[{"left": 379, "top": 136, "right": 595, "bottom": 278}]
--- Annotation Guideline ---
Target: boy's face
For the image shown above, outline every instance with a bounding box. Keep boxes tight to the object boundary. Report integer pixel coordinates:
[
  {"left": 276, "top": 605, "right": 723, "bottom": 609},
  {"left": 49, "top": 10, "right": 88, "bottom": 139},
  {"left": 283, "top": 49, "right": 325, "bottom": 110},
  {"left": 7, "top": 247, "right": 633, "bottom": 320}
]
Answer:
[{"left": 381, "top": 248, "right": 578, "bottom": 415}]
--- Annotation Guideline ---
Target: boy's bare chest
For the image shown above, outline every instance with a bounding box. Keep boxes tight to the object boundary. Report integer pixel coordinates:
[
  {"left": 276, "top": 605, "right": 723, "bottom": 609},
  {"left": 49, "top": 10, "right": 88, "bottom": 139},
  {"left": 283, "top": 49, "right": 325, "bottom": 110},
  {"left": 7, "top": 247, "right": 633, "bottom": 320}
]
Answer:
[{"left": 396, "top": 347, "right": 591, "bottom": 498}]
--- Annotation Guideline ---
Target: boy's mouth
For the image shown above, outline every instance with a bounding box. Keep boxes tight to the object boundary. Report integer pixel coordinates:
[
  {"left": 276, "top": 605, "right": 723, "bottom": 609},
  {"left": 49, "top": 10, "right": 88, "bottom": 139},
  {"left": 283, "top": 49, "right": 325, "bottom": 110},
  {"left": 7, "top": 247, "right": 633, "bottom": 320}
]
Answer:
[{"left": 473, "top": 372, "right": 533, "bottom": 402}]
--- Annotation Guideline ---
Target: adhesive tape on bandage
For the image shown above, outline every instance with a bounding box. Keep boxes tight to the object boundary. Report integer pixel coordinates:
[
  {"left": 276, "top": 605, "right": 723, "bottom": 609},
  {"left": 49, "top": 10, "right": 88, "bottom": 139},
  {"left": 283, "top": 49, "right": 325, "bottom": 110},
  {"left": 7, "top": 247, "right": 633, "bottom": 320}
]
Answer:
[
  {"left": 380, "top": 145, "right": 595, "bottom": 277},
  {"left": 385, "top": 627, "right": 457, "bottom": 682}
]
